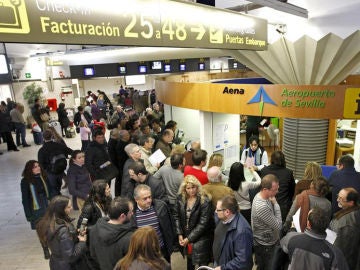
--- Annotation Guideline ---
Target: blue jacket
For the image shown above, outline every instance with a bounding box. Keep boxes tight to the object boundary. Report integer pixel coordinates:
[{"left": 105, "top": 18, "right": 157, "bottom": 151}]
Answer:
[{"left": 216, "top": 213, "right": 253, "bottom": 270}]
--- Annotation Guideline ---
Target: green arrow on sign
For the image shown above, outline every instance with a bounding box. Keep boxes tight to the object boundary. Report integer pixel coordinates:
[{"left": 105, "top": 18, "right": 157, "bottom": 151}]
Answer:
[{"left": 25, "top": 73, "right": 31, "bottom": 78}]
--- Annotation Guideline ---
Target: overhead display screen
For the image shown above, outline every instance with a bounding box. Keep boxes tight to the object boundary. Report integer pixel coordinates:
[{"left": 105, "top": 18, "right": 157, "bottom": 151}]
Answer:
[{"left": 0, "top": 0, "right": 267, "bottom": 50}]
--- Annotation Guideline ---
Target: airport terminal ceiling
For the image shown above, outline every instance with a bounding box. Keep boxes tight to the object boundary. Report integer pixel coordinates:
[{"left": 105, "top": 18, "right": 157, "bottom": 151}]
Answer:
[{"left": 2, "top": 0, "right": 360, "bottom": 70}]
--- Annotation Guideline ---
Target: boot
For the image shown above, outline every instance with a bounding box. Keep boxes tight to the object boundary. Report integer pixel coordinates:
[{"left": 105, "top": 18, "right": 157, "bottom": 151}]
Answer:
[{"left": 43, "top": 246, "right": 50, "bottom": 260}]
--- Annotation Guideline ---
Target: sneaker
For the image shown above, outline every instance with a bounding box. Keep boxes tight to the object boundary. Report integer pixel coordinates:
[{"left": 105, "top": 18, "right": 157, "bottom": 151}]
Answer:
[{"left": 13, "top": 148, "right": 20, "bottom": 152}]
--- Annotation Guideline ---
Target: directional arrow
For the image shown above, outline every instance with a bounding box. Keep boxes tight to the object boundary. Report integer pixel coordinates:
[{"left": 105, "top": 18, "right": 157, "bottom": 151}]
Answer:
[{"left": 190, "top": 24, "right": 206, "bottom": 40}]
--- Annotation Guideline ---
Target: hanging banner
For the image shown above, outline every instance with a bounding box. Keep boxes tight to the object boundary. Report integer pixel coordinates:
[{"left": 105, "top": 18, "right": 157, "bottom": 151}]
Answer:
[{"left": 0, "top": 0, "right": 267, "bottom": 50}]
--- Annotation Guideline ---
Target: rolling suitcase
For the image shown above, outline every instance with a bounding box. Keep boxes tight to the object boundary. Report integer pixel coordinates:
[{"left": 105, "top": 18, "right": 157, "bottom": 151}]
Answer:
[{"left": 33, "top": 131, "right": 43, "bottom": 145}]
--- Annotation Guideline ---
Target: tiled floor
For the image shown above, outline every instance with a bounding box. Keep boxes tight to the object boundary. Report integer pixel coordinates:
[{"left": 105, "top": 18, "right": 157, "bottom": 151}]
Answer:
[{"left": 0, "top": 130, "right": 190, "bottom": 270}]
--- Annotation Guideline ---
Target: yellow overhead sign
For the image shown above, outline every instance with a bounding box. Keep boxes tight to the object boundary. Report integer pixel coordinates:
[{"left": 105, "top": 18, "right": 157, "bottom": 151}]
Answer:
[
  {"left": 343, "top": 88, "right": 360, "bottom": 118},
  {"left": 0, "top": 0, "right": 267, "bottom": 50}
]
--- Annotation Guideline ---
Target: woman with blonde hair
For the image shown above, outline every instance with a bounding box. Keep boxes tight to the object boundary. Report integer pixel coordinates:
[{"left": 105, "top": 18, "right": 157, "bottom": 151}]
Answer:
[
  {"left": 174, "top": 175, "right": 214, "bottom": 270},
  {"left": 207, "top": 153, "right": 228, "bottom": 183},
  {"left": 114, "top": 226, "right": 170, "bottom": 270},
  {"left": 207, "top": 153, "right": 224, "bottom": 169},
  {"left": 294, "top": 161, "right": 322, "bottom": 197}
]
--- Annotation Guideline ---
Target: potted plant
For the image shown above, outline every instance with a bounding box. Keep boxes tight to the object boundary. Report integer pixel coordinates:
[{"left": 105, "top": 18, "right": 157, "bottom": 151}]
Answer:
[{"left": 23, "top": 82, "right": 44, "bottom": 106}]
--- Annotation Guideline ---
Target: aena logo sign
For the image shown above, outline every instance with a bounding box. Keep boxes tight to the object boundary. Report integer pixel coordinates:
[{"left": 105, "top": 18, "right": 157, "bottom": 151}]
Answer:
[{"left": 247, "top": 85, "right": 277, "bottom": 116}]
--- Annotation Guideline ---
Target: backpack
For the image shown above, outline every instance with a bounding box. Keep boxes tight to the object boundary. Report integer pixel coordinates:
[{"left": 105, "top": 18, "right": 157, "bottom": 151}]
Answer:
[{"left": 50, "top": 153, "right": 67, "bottom": 174}]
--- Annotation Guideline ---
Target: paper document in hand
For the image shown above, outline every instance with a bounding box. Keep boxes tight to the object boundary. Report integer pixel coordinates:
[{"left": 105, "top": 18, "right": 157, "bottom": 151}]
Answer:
[
  {"left": 293, "top": 207, "right": 301, "bottom": 232},
  {"left": 148, "top": 149, "right": 166, "bottom": 166},
  {"left": 325, "top": 229, "right": 337, "bottom": 244}
]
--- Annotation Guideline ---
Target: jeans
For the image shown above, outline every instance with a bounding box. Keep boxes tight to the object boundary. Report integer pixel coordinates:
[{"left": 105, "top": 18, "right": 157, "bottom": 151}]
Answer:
[
  {"left": 14, "top": 122, "right": 27, "bottom": 146},
  {"left": 254, "top": 244, "right": 277, "bottom": 270}
]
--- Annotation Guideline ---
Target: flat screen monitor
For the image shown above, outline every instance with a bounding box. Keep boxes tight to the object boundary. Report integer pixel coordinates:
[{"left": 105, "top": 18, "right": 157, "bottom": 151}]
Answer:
[
  {"left": 164, "top": 64, "right": 171, "bottom": 72},
  {"left": 151, "top": 61, "right": 162, "bottom": 70},
  {"left": 83, "top": 66, "right": 95, "bottom": 76},
  {"left": 198, "top": 63, "right": 205, "bottom": 70},
  {"left": 118, "top": 65, "right": 126, "bottom": 74},
  {"left": 233, "top": 62, "right": 238, "bottom": 69},
  {"left": 179, "top": 63, "right": 186, "bottom": 71},
  {"left": 138, "top": 65, "right": 147, "bottom": 74},
  {"left": 0, "top": 55, "right": 9, "bottom": 74}
]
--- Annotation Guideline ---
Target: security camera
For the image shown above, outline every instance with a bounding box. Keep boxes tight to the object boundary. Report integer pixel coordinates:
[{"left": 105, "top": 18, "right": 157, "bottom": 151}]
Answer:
[{"left": 275, "top": 24, "right": 287, "bottom": 35}]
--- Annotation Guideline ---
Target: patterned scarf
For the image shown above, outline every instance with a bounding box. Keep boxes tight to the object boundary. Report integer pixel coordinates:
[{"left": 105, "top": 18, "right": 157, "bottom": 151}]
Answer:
[{"left": 30, "top": 175, "right": 49, "bottom": 210}]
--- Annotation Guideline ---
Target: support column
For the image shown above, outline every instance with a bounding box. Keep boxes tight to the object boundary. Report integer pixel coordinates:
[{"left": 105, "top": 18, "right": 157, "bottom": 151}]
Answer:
[{"left": 283, "top": 118, "right": 329, "bottom": 179}]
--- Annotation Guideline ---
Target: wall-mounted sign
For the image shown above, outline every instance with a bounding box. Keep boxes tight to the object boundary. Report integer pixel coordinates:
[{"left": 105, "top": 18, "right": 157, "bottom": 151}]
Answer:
[
  {"left": 155, "top": 81, "right": 360, "bottom": 119},
  {"left": 25, "top": 72, "right": 31, "bottom": 78},
  {"left": 0, "top": 0, "right": 267, "bottom": 50}
]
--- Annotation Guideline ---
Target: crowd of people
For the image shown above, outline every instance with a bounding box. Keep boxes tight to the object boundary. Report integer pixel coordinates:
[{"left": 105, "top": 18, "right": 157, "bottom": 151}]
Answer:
[{"left": 10, "top": 89, "right": 360, "bottom": 270}]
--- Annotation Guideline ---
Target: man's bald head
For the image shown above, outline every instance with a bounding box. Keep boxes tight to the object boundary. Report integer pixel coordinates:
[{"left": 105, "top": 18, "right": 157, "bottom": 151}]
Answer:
[{"left": 207, "top": 166, "right": 222, "bottom": 183}]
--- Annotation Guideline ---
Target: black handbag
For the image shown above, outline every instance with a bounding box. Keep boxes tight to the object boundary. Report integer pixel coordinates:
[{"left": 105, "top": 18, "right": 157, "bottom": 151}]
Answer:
[{"left": 98, "top": 161, "right": 119, "bottom": 182}]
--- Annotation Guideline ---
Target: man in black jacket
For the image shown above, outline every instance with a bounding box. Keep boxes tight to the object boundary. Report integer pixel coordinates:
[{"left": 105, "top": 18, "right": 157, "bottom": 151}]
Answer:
[
  {"left": 115, "top": 130, "right": 131, "bottom": 196},
  {"left": 38, "top": 129, "right": 73, "bottom": 198},
  {"left": 124, "top": 161, "right": 168, "bottom": 204},
  {"left": 132, "top": 184, "right": 174, "bottom": 263},
  {"left": 85, "top": 129, "right": 115, "bottom": 182},
  {"left": 74, "top": 106, "right": 92, "bottom": 127},
  {"left": 89, "top": 197, "right": 135, "bottom": 270}
]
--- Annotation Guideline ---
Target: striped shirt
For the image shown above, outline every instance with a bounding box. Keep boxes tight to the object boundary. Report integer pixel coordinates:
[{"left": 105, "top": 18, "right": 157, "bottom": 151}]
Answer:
[
  {"left": 135, "top": 205, "right": 164, "bottom": 248},
  {"left": 251, "top": 193, "right": 282, "bottom": 246}
]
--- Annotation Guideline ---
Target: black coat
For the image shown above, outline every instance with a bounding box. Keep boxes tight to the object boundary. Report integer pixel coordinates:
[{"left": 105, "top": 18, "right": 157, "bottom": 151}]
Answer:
[
  {"left": 67, "top": 163, "right": 92, "bottom": 200},
  {"left": 20, "top": 176, "right": 49, "bottom": 229},
  {"left": 261, "top": 164, "right": 295, "bottom": 221},
  {"left": 85, "top": 141, "right": 111, "bottom": 180},
  {"left": 57, "top": 108, "right": 70, "bottom": 127},
  {"left": 123, "top": 174, "right": 168, "bottom": 204},
  {"left": 107, "top": 138, "right": 119, "bottom": 169},
  {"left": 174, "top": 195, "right": 214, "bottom": 265},
  {"left": 74, "top": 111, "right": 92, "bottom": 127},
  {"left": 0, "top": 110, "right": 12, "bottom": 132},
  {"left": 47, "top": 219, "right": 87, "bottom": 270},
  {"left": 89, "top": 217, "right": 135, "bottom": 270},
  {"left": 38, "top": 141, "right": 73, "bottom": 173},
  {"left": 77, "top": 201, "right": 104, "bottom": 229},
  {"left": 133, "top": 199, "right": 175, "bottom": 255}
]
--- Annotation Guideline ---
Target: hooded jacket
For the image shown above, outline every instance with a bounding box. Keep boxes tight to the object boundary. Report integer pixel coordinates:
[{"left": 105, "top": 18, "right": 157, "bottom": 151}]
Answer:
[{"left": 89, "top": 217, "right": 135, "bottom": 270}]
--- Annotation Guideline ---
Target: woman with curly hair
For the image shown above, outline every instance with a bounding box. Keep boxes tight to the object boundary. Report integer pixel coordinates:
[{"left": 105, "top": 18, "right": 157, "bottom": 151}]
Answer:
[
  {"left": 174, "top": 175, "right": 214, "bottom": 270},
  {"left": 114, "top": 226, "right": 170, "bottom": 270},
  {"left": 283, "top": 176, "right": 331, "bottom": 234},
  {"left": 36, "top": 195, "right": 87, "bottom": 270},
  {"left": 294, "top": 161, "right": 323, "bottom": 197},
  {"left": 20, "top": 160, "right": 50, "bottom": 259},
  {"left": 76, "top": 179, "right": 112, "bottom": 228}
]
